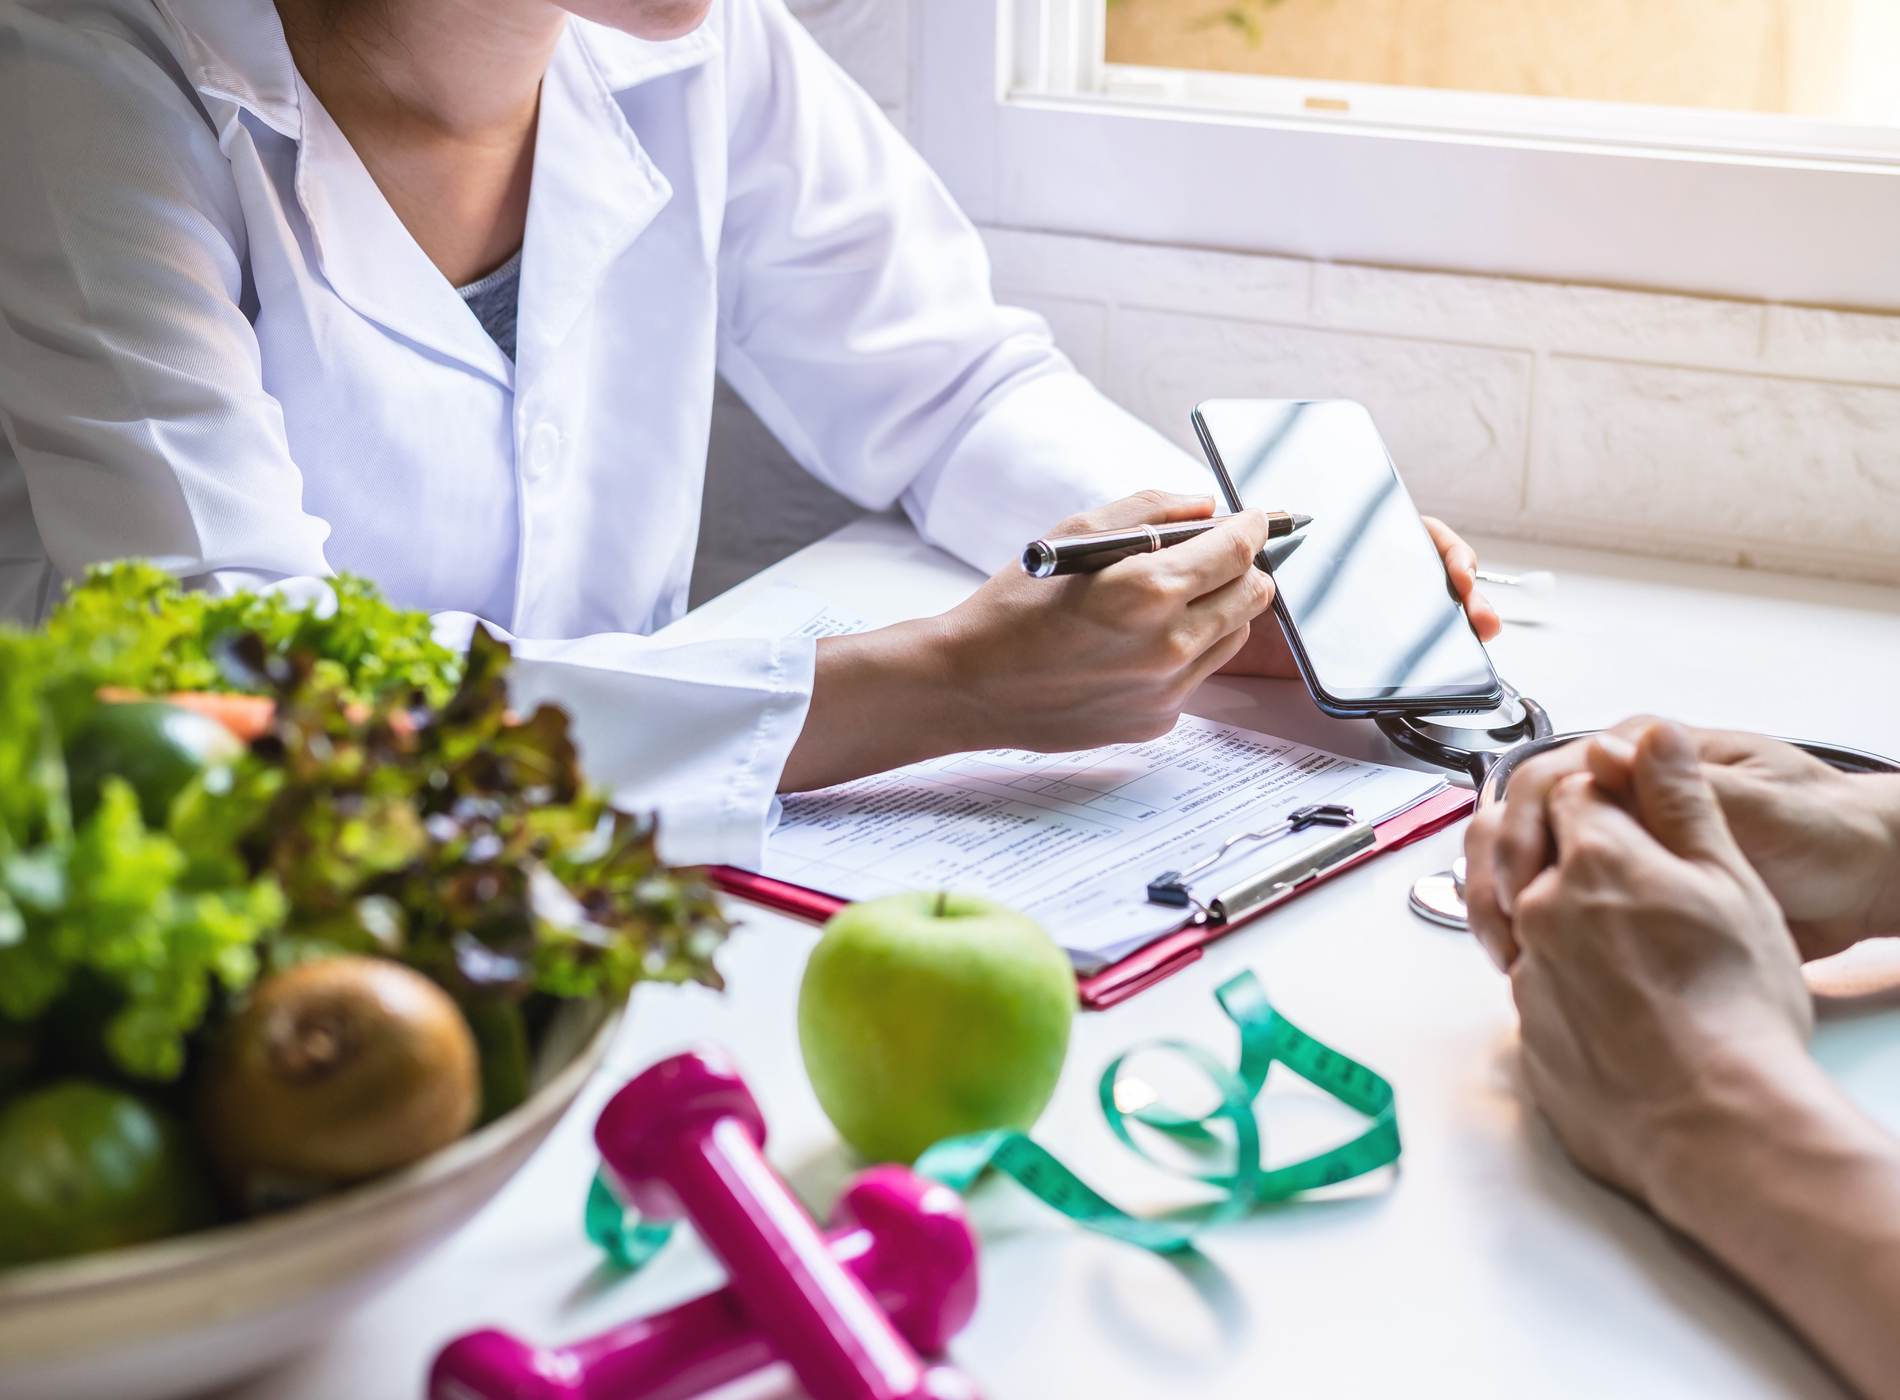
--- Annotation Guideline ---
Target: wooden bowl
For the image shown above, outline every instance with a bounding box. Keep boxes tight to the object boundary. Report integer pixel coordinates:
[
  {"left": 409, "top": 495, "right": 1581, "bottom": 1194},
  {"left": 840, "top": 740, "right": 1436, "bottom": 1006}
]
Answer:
[{"left": 0, "top": 1003, "right": 618, "bottom": 1400}]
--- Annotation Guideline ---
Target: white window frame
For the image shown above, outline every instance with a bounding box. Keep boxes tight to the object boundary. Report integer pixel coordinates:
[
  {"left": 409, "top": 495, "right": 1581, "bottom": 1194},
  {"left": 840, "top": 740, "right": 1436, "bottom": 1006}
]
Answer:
[{"left": 911, "top": 0, "right": 1900, "bottom": 310}]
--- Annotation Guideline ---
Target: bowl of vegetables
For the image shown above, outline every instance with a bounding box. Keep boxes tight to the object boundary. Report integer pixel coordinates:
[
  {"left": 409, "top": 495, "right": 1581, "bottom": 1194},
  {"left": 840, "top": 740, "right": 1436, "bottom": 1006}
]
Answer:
[{"left": 0, "top": 568, "right": 730, "bottom": 1400}]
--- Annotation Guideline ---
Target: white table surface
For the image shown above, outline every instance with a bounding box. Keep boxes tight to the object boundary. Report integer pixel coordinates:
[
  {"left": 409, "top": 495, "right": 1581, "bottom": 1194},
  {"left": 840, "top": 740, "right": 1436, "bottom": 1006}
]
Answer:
[{"left": 237, "top": 517, "right": 1900, "bottom": 1400}]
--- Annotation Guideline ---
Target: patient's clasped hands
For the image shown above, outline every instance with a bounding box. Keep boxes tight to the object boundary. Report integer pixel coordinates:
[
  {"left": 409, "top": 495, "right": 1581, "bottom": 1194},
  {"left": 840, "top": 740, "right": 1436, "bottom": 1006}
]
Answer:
[
  {"left": 1466, "top": 719, "right": 1900, "bottom": 1398},
  {"left": 1469, "top": 720, "right": 1900, "bottom": 971},
  {"left": 1474, "top": 723, "right": 1814, "bottom": 1197}
]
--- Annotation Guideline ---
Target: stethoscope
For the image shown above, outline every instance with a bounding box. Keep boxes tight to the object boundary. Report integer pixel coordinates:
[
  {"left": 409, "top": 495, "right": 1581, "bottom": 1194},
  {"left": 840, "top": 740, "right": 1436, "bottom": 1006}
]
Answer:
[{"left": 1374, "top": 682, "right": 1900, "bottom": 931}]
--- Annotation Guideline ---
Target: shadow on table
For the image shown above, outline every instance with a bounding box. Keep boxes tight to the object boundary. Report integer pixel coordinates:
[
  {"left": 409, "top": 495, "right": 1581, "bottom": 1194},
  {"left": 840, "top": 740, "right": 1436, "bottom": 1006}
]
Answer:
[{"left": 558, "top": 1255, "right": 647, "bottom": 1314}]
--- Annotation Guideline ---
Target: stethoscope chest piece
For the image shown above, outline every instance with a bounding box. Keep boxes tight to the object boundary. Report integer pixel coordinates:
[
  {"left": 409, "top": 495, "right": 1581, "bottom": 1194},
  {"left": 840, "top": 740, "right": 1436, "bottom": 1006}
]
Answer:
[
  {"left": 1378, "top": 680, "right": 1555, "bottom": 934},
  {"left": 1407, "top": 858, "right": 1468, "bottom": 930}
]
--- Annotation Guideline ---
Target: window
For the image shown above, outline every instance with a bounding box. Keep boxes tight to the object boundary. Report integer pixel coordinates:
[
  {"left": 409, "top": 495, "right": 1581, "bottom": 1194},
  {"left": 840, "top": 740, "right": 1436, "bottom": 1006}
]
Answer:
[
  {"left": 1105, "top": 0, "right": 1900, "bottom": 138},
  {"left": 911, "top": 0, "right": 1900, "bottom": 308}
]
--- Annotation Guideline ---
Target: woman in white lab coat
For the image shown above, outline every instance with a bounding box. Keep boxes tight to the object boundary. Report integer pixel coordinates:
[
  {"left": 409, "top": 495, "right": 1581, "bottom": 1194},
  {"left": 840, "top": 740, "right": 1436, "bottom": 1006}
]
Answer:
[{"left": 0, "top": 0, "right": 1498, "bottom": 866}]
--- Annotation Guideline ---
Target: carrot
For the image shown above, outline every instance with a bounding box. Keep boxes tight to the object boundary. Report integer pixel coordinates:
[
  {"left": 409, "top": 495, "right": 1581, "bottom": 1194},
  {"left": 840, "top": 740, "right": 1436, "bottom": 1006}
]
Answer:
[
  {"left": 157, "top": 692, "right": 278, "bottom": 743},
  {"left": 99, "top": 688, "right": 278, "bottom": 743},
  {"left": 99, "top": 689, "right": 420, "bottom": 740}
]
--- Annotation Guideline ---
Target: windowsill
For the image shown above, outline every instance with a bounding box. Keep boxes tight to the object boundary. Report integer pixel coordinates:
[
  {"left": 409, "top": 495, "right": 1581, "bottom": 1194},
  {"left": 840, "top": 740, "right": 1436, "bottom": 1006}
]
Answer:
[
  {"left": 914, "top": 3, "right": 1900, "bottom": 311},
  {"left": 1071, "top": 72, "right": 1900, "bottom": 168}
]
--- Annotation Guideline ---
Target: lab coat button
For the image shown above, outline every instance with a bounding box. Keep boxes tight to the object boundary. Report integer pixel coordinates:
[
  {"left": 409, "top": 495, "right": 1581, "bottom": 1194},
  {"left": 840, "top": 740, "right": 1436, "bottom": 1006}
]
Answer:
[{"left": 526, "top": 422, "right": 561, "bottom": 481}]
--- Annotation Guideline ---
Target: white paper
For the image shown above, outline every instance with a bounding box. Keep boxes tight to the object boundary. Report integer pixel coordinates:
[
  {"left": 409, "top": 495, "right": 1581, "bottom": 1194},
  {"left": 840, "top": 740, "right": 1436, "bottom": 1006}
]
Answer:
[
  {"left": 714, "top": 583, "right": 873, "bottom": 640},
  {"left": 713, "top": 585, "right": 1446, "bottom": 968},
  {"left": 722, "top": 588, "right": 1446, "bottom": 969}
]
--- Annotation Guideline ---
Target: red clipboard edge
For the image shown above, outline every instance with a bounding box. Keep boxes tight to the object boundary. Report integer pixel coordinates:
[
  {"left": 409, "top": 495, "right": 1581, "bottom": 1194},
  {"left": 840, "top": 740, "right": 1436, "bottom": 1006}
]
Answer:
[
  {"left": 706, "top": 784, "right": 1476, "bottom": 1013},
  {"left": 708, "top": 867, "right": 847, "bottom": 924},
  {"left": 1076, "top": 785, "right": 1475, "bottom": 1009}
]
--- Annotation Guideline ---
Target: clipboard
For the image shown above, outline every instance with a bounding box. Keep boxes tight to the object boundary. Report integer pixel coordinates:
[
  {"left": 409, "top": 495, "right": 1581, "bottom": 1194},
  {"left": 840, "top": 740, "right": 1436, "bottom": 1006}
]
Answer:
[{"left": 707, "top": 785, "right": 1474, "bottom": 1011}]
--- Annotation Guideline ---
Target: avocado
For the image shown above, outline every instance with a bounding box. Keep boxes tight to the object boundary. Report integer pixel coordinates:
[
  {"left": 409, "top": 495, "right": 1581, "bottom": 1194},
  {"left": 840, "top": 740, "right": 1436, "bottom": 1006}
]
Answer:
[{"left": 65, "top": 700, "right": 244, "bottom": 828}]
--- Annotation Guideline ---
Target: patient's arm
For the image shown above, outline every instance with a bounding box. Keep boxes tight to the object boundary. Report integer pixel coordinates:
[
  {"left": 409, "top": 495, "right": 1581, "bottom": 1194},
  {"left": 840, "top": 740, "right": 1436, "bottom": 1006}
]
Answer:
[
  {"left": 1502, "top": 722, "right": 1900, "bottom": 1396},
  {"left": 1647, "top": 1056, "right": 1900, "bottom": 1400}
]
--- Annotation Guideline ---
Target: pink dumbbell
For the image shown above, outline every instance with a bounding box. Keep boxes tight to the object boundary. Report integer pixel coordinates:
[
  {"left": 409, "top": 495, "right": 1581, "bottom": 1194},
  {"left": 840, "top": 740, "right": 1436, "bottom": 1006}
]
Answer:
[
  {"left": 602, "top": 1050, "right": 978, "bottom": 1400},
  {"left": 428, "top": 1163, "right": 978, "bottom": 1400}
]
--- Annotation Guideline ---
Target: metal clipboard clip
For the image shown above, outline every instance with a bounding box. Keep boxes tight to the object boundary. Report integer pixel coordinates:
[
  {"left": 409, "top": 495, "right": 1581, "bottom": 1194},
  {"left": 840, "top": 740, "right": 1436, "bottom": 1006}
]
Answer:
[{"left": 1146, "top": 803, "right": 1372, "bottom": 919}]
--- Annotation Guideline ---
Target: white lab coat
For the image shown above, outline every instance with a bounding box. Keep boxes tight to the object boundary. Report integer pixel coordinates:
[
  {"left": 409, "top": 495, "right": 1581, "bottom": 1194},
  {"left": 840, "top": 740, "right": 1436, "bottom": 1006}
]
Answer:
[{"left": 0, "top": 0, "right": 1205, "bottom": 864}]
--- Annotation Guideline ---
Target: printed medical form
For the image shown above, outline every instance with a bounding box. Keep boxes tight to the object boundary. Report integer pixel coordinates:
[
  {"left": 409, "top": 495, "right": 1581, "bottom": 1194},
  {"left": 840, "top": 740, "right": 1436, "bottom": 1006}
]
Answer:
[{"left": 727, "top": 588, "right": 1447, "bottom": 968}]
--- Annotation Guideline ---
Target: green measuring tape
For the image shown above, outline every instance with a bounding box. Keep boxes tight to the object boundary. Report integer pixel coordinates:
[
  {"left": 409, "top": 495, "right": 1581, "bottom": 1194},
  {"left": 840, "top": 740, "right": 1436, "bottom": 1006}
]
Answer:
[{"left": 586, "top": 970, "right": 1399, "bottom": 1265}]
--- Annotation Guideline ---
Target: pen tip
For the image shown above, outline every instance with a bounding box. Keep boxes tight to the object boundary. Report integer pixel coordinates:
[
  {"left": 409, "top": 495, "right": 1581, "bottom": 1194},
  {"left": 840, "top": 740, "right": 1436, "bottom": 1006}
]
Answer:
[{"left": 1289, "top": 513, "right": 1313, "bottom": 530}]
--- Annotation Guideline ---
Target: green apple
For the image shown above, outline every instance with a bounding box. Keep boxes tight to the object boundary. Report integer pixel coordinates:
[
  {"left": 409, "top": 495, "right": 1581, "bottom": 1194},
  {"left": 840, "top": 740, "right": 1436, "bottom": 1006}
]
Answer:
[{"left": 798, "top": 892, "right": 1076, "bottom": 1164}]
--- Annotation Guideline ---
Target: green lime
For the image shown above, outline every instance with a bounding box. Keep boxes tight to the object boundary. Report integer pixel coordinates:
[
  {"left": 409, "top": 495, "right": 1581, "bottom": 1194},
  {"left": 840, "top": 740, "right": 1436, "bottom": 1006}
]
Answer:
[
  {"left": 0, "top": 1022, "right": 35, "bottom": 1098},
  {"left": 462, "top": 999, "right": 531, "bottom": 1127},
  {"left": 0, "top": 1081, "right": 216, "bottom": 1267},
  {"left": 64, "top": 701, "right": 244, "bottom": 828}
]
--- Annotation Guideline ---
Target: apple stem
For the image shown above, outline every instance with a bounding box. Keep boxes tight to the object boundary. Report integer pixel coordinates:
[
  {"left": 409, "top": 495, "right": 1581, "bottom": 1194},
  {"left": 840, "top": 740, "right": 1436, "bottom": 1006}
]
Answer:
[{"left": 935, "top": 890, "right": 947, "bottom": 917}]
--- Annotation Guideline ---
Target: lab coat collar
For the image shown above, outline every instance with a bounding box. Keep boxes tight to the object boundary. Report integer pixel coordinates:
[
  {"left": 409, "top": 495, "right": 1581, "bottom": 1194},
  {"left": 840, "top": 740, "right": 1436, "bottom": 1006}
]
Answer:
[
  {"left": 152, "top": 1, "right": 720, "bottom": 139},
  {"left": 292, "top": 81, "right": 519, "bottom": 387},
  {"left": 148, "top": 0, "right": 501, "bottom": 379},
  {"left": 574, "top": 17, "right": 722, "bottom": 92},
  {"left": 157, "top": 4, "right": 716, "bottom": 389},
  {"left": 291, "top": 28, "right": 694, "bottom": 387},
  {"left": 151, "top": 0, "right": 302, "bottom": 137},
  {"left": 517, "top": 29, "right": 688, "bottom": 364}
]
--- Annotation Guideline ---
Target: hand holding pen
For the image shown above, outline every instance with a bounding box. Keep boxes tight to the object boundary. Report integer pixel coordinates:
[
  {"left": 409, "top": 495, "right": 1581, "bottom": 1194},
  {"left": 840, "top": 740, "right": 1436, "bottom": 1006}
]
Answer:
[
  {"left": 781, "top": 491, "right": 1284, "bottom": 792},
  {"left": 1022, "top": 511, "right": 1311, "bottom": 577}
]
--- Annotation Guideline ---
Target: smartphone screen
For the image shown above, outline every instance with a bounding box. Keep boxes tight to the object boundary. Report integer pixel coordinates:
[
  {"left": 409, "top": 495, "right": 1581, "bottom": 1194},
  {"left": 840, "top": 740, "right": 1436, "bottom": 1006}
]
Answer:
[{"left": 1192, "top": 399, "right": 1501, "bottom": 713}]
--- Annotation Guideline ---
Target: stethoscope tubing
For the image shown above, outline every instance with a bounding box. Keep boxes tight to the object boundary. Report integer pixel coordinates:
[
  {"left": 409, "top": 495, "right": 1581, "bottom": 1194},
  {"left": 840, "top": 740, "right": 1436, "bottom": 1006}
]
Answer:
[
  {"left": 1475, "top": 731, "right": 1900, "bottom": 805},
  {"left": 1379, "top": 681, "right": 1900, "bottom": 796},
  {"left": 1387, "top": 684, "right": 1900, "bottom": 933},
  {"left": 1376, "top": 691, "right": 1555, "bottom": 788}
]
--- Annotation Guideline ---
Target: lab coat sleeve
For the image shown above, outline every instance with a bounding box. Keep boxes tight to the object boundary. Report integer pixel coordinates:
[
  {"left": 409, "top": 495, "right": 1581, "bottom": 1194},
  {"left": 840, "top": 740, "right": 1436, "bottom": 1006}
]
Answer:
[
  {"left": 431, "top": 617, "right": 815, "bottom": 870},
  {"left": 0, "top": 11, "right": 812, "bottom": 868},
  {"left": 713, "top": 0, "right": 1212, "bottom": 577},
  {"left": 0, "top": 9, "right": 333, "bottom": 587}
]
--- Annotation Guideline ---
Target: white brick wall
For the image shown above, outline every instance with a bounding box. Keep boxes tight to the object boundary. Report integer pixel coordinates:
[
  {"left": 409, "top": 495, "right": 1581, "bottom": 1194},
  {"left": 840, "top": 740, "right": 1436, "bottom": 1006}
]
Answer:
[
  {"left": 727, "top": 0, "right": 1900, "bottom": 589},
  {"left": 1102, "top": 305, "right": 1533, "bottom": 518},
  {"left": 989, "top": 229, "right": 1900, "bottom": 583}
]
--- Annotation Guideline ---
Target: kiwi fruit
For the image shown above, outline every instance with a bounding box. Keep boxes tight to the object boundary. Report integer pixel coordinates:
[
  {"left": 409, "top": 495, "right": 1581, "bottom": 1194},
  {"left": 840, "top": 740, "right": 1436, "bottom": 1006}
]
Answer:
[{"left": 199, "top": 957, "right": 480, "bottom": 1206}]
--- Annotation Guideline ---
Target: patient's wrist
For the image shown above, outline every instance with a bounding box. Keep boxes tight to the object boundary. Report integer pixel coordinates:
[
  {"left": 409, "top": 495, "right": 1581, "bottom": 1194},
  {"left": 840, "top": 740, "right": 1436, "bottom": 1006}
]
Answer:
[
  {"left": 1643, "top": 1046, "right": 1900, "bottom": 1400},
  {"left": 1643, "top": 1046, "right": 1815, "bottom": 1224},
  {"left": 1644, "top": 1047, "right": 1866, "bottom": 1246}
]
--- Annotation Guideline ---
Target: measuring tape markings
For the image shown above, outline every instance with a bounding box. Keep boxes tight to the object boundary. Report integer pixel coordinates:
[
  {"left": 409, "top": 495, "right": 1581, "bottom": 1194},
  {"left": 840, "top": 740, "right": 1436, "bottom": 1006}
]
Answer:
[{"left": 586, "top": 970, "right": 1400, "bottom": 1266}]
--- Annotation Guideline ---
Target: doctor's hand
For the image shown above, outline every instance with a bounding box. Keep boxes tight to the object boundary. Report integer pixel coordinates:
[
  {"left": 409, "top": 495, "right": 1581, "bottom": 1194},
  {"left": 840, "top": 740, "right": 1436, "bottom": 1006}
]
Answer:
[
  {"left": 1466, "top": 717, "right": 1900, "bottom": 969},
  {"left": 1508, "top": 723, "right": 1813, "bottom": 1205},
  {"left": 940, "top": 490, "right": 1280, "bottom": 750},
  {"left": 778, "top": 491, "right": 1278, "bottom": 794},
  {"left": 1216, "top": 512, "right": 1502, "bottom": 678}
]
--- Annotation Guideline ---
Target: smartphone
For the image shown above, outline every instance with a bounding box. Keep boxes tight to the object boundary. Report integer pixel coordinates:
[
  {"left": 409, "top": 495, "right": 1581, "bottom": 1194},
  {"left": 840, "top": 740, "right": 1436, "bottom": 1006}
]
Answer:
[{"left": 1191, "top": 398, "right": 1503, "bottom": 718}]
